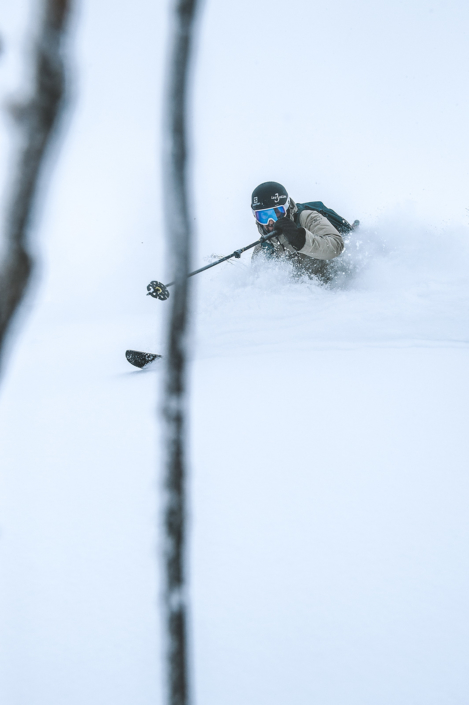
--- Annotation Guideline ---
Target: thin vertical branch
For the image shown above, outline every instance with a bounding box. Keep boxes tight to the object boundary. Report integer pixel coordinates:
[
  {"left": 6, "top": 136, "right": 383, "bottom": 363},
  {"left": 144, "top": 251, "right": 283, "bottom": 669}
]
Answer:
[
  {"left": 162, "top": 0, "right": 199, "bottom": 704},
  {"left": 0, "top": 0, "right": 71, "bottom": 374}
]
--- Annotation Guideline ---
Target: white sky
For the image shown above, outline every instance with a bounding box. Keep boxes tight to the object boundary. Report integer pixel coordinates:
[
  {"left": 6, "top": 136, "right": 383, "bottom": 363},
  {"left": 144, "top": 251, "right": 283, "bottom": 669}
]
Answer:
[{"left": 1, "top": 0, "right": 468, "bottom": 288}]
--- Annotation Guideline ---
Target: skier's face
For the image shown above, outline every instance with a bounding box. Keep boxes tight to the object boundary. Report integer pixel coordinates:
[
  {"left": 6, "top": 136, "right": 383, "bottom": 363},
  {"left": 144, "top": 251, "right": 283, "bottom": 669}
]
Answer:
[{"left": 253, "top": 205, "right": 287, "bottom": 233}]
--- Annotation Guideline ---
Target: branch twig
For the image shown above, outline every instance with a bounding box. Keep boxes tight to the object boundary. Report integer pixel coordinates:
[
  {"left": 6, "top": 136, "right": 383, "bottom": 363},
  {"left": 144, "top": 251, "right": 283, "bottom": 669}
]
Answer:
[
  {"left": 162, "top": 0, "right": 200, "bottom": 704},
  {"left": 0, "top": 0, "right": 71, "bottom": 374}
]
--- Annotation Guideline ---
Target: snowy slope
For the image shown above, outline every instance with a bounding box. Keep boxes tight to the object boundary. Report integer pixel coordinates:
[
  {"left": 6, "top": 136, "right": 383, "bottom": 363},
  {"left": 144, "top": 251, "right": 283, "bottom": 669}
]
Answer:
[
  {"left": 1, "top": 0, "right": 469, "bottom": 704},
  {"left": 189, "top": 240, "right": 469, "bottom": 705},
  {"left": 1, "top": 214, "right": 468, "bottom": 705}
]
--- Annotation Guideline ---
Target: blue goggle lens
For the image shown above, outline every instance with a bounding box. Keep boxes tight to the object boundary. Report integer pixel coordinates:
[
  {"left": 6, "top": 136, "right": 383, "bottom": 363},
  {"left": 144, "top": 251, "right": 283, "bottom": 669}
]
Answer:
[{"left": 254, "top": 206, "right": 286, "bottom": 225}]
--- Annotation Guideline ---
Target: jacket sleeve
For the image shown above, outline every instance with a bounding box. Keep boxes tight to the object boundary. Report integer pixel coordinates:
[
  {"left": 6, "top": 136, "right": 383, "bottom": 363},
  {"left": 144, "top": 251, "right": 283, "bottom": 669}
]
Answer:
[{"left": 297, "top": 210, "right": 344, "bottom": 260}]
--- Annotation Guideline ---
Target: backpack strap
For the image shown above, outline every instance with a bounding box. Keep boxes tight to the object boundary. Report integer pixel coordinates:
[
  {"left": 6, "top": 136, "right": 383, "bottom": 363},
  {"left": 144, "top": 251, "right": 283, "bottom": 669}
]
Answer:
[{"left": 294, "top": 201, "right": 353, "bottom": 234}]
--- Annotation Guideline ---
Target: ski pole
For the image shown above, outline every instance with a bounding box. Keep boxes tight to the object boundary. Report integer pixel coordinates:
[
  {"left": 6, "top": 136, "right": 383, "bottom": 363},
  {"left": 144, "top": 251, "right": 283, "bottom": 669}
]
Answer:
[{"left": 147, "top": 227, "right": 281, "bottom": 300}]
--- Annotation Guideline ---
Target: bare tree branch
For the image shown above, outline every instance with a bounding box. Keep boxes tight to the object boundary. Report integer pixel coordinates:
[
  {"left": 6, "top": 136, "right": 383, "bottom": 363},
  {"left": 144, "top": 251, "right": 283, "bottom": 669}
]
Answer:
[
  {"left": 0, "top": 0, "right": 72, "bottom": 374},
  {"left": 162, "top": 0, "right": 200, "bottom": 704}
]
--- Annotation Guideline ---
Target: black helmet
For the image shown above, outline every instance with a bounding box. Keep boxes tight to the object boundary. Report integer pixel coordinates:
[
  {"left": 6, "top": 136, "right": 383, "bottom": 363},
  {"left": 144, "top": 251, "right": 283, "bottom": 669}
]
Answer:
[{"left": 251, "top": 181, "right": 289, "bottom": 211}]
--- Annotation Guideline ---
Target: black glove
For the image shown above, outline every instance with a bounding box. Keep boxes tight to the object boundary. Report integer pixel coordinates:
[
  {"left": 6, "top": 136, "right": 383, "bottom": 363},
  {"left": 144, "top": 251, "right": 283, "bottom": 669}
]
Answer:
[{"left": 274, "top": 216, "right": 306, "bottom": 251}]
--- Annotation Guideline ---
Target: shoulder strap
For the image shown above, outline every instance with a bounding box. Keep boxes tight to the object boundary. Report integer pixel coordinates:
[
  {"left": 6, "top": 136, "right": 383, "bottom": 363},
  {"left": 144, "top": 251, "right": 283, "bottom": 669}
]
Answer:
[{"left": 294, "top": 201, "right": 353, "bottom": 234}]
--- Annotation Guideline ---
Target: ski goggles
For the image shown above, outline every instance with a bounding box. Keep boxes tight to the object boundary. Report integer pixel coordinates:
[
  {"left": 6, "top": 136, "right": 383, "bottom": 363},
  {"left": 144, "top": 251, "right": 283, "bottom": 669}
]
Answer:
[{"left": 252, "top": 200, "right": 289, "bottom": 226}]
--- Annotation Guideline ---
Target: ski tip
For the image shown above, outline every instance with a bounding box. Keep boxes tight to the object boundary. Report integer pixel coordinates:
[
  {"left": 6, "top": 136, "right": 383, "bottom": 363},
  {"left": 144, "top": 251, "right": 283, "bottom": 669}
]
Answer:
[{"left": 125, "top": 350, "right": 162, "bottom": 369}]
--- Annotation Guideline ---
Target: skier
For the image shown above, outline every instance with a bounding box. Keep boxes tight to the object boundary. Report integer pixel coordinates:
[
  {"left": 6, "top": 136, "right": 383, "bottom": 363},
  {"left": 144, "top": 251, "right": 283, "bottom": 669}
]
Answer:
[
  {"left": 132, "top": 183, "right": 356, "bottom": 367},
  {"left": 251, "top": 181, "right": 350, "bottom": 282}
]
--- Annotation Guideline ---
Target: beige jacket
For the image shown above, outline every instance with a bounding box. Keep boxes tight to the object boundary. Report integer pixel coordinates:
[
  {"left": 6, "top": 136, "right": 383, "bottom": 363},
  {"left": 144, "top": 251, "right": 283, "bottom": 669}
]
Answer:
[
  {"left": 252, "top": 200, "right": 344, "bottom": 281},
  {"left": 296, "top": 208, "right": 344, "bottom": 259}
]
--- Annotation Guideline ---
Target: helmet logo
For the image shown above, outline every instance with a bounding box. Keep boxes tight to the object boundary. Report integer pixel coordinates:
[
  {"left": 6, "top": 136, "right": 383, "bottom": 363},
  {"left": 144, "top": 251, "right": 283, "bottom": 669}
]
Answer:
[
  {"left": 253, "top": 196, "right": 259, "bottom": 204},
  {"left": 271, "top": 193, "right": 286, "bottom": 204}
]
